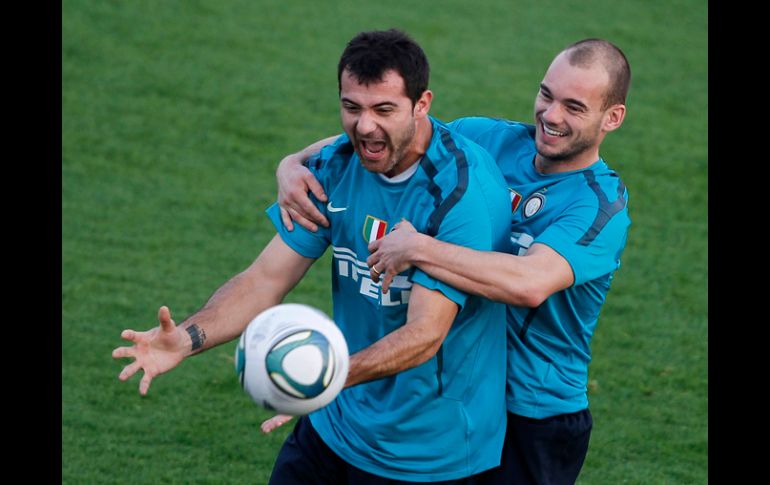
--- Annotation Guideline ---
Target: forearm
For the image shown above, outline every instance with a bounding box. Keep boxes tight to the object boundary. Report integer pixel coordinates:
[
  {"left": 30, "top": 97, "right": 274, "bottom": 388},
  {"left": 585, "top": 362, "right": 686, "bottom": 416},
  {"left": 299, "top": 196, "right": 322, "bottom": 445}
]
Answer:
[
  {"left": 180, "top": 235, "right": 314, "bottom": 356},
  {"left": 179, "top": 269, "right": 285, "bottom": 355},
  {"left": 345, "top": 285, "right": 455, "bottom": 387},
  {"left": 346, "top": 318, "right": 443, "bottom": 387},
  {"left": 410, "top": 234, "right": 551, "bottom": 307},
  {"left": 281, "top": 135, "right": 341, "bottom": 167}
]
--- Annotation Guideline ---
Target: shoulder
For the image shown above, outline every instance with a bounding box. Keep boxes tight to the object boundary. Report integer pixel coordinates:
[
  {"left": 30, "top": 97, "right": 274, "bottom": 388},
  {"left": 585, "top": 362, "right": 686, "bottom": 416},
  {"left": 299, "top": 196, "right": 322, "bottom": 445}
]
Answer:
[
  {"left": 449, "top": 116, "right": 535, "bottom": 144},
  {"left": 421, "top": 120, "right": 508, "bottom": 193},
  {"left": 305, "top": 135, "right": 356, "bottom": 186},
  {"left": 427, "top": 119, "right": 497, "bottom": 172},
  {"left": 571, "top": 162, "right": 629, "bottom": 208},
  {"left": 448, "top": 117, "right": 537, "bottom": 165},
  {"left": 546, "top": 163, "right": 630, "bottom": 240},
  {"left": 419, "top": 120, "right": 510, "bottom": 236}
]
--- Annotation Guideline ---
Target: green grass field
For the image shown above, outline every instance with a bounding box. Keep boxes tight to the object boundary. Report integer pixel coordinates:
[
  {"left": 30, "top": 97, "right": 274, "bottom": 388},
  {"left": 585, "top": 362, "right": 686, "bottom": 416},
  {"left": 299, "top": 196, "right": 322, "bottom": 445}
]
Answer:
[{"left": 63, "top": 0, "right": 707, "bottom": 483}]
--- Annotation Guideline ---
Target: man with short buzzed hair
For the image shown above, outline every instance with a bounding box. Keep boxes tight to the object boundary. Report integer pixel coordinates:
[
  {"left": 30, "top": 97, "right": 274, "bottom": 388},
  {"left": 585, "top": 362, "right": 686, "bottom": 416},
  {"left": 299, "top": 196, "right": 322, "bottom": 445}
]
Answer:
[{"left": 275, "top": 38, "right": 633, "bottom": 484}]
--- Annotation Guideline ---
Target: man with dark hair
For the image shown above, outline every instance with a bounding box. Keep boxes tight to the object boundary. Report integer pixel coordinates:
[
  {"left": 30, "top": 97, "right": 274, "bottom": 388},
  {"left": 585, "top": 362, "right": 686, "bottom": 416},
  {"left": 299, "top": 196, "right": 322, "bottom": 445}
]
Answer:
[
  {"left": 274, "top": 37, "right": 632, "bottom": 484},
  {"left": 113, "top": 29, "right": 512, "bottom": 484}
]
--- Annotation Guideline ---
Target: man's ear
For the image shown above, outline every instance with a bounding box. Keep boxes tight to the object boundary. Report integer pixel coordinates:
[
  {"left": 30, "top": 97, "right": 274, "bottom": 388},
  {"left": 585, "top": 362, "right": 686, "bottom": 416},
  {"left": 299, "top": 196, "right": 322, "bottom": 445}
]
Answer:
[
  {"left": 413, "top": 90, "right": 433, "bottom": 119},
  {"left": 602, "top": 103, "right": 626, "bottom": 133}
]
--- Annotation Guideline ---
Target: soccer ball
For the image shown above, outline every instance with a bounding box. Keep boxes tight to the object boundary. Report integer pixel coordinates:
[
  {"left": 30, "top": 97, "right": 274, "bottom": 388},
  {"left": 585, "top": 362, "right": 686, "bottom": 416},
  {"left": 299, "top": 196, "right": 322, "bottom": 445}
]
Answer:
[{"left": 235, "top": 303, "right": 349, "bottom": 415}]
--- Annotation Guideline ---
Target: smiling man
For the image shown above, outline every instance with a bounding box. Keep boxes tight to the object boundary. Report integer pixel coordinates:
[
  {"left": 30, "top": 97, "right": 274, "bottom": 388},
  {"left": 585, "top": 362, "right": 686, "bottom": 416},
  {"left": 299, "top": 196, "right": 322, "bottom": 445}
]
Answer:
[{"left": 274, "top": 38, "right": 632, "bottom": 484}]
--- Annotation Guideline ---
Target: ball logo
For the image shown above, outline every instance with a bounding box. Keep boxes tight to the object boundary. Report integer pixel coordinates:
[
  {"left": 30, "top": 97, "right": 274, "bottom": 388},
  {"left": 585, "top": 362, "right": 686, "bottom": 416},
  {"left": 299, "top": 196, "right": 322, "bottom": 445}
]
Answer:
[{"left": 266, "top": 330, "right": 334, "bottom": 399}]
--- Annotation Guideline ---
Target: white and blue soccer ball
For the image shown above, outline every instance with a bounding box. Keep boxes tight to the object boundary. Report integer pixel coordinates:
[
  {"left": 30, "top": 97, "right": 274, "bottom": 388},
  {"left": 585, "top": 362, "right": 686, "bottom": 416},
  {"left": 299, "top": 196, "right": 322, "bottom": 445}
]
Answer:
[{"left": 235, "top": 303, "right": 349, "bottom": 415}]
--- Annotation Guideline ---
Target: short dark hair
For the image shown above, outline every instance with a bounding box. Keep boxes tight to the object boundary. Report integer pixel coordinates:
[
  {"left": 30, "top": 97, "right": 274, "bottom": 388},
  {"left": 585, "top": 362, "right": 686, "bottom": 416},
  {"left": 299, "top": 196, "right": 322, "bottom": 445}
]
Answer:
[
  {"left": 337, "top": 29, "right": 430, "bottom": 106},
  {"left": 563, "top": 38, "right": 631, "bottom": 109}
]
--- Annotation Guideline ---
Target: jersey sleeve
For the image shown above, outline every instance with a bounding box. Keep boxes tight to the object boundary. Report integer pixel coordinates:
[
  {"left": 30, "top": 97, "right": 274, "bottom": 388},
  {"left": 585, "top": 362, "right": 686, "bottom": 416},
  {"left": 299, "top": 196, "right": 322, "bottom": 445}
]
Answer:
[
  {"left": 535, "top": 190, "right": 630, "bottom": 286},
  {"left": 264, "top": 137, "right": 351, "bottom": 258},
  {"left": 265, "top": 203, "right": 330, "bottom": 259}
]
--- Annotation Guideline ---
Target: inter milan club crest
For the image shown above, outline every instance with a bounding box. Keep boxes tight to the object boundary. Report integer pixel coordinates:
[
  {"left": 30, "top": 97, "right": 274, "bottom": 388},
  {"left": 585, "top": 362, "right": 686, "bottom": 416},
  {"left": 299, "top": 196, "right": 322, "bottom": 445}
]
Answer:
[
  {"left": 509, "top": 189, "right": 523, "bottom": 213},
  {"left": 523, "top": 193, "right": 545, "bottom": 218},
  {"left": 363, "top": 215, "right": 388, "bottom": 243}
]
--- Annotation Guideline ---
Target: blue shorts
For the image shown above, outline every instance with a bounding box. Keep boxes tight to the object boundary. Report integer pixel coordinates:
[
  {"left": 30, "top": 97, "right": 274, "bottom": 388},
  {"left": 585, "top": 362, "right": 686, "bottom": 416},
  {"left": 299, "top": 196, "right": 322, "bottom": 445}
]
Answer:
[
  {"left": 269, "top": 415, "right": 496, "bottom": 485},
  {"left": 484, "top": 409, "right": 593, "bottom": 484}
]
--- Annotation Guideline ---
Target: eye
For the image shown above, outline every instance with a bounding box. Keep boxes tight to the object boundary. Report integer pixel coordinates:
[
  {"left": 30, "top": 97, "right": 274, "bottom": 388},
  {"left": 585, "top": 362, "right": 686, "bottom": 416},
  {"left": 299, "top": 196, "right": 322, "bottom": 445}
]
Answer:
[
  {"left": 342, "top": 103, "right": 360, "bottom": 113},
  {"left": 566, "top": 104, "right": 586, "bottom": 114},
  {"left": 376, "top": 106, "right": 394, "bottom": 115},
  {"left": 539, "top": 90, "right": 552, "bottom": 101}
]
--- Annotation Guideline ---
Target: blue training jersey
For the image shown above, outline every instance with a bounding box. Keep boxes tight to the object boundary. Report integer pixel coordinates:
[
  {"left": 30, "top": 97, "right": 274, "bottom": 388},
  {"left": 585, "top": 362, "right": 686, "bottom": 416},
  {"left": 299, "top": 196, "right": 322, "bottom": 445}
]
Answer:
[
  {"left": 265, "top": 117, "right": 510, "bottom": 481},
  {"left": 449, "top": 116, "right": 631, "bottom": 419}
]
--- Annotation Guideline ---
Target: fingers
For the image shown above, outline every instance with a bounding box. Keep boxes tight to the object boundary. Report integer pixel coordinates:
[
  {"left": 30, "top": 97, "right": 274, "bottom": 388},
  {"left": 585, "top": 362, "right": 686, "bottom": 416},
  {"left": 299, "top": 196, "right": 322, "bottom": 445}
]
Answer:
[
  {"left": 367, "top": 239, "right": 380, "bottom": 254},
  {"left": 280, "top": 206, "right": 295, "bottom": 232},
  {"left": 370, "top": 265, "right": 381, "bottom": 283},
  {"left": 287, "top": 207, "right": 319, "bottom": 233},
  {"left": 296, "top": 195, "right": 328, "bottom": 229},
  {"left": 158, "top": 306, "right": 176, "bottom": 332},
  {"left": 381, "top": 273, "right": 394, "bottom": 294},
  {"left": 261, "top": 414, "right": 295, "bottom": 434},
  {"left": 112, "top": 346, "right": 136, "bottom": 360},
  {"left": 139, "top": 372, "right": 153, "bottom": 396},
  {"left": 368, "top": 254, "right": 382, "bottom": 282},
  {"left": 120, "top": 329, "right": 137, "bottom": 342},
  {"left": 119, "top": 361, "right": 143, "bottom": 381},
  {"left": 304, "top": 173, "right": 327, "bottom": 203}
]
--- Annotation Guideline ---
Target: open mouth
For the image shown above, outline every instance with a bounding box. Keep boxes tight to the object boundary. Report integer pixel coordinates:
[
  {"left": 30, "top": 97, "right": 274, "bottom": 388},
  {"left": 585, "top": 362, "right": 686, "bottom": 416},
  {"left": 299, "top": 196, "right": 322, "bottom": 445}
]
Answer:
[{"left": 360, "top": 140, "right": 387, "bottom": 159}]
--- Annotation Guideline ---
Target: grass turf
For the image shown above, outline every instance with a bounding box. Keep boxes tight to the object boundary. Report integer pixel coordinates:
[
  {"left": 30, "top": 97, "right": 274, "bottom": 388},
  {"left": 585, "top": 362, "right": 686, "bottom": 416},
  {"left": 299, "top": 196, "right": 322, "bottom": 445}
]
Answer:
[{"left": 63, "top": 1, "right": 707, "bottom": 482}]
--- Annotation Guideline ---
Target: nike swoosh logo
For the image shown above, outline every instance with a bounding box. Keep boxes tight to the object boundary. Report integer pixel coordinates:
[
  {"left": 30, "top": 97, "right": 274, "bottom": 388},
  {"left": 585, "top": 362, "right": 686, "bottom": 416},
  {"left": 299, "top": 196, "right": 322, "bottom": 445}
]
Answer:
[{"left": 327, "top": 202, "right": 347, "bottom": 213}]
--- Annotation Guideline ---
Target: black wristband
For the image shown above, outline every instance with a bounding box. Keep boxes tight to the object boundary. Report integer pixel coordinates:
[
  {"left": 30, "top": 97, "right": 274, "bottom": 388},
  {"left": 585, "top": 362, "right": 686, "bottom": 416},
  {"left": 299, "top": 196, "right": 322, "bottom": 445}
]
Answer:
[{"left": 186, "top": 324, "right": 206, "bottom": 351}]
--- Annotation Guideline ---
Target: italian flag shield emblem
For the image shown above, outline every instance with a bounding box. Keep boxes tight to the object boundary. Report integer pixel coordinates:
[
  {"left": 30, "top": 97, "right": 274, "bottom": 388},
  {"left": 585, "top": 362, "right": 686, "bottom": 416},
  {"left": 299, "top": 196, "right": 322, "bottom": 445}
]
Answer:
[
  {"left": 510, "top": 189, "right": 523, "bottom": 213},
  {"left": 363, "top": 215, "right": 388, "bottom": 243}
]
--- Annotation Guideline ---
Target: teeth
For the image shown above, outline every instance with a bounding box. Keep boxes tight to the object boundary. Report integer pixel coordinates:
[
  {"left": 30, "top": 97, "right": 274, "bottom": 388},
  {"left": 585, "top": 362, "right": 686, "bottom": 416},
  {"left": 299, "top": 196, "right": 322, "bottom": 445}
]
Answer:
[
  {"left": 362, "top": 140, "right": 386, "bottom": 154},
  {"left": 543, "top": 124, "right": 566, "bottom": 137}
]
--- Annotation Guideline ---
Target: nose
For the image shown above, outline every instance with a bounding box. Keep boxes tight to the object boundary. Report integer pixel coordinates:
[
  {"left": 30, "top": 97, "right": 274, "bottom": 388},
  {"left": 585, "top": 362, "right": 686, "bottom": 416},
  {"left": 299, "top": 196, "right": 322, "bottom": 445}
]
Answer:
[
  {"left": 540, "top": 102, "right": 564, "bottom": 125},
  {"left": 356, "top": 110, "right": 377, "bottom": 136}
]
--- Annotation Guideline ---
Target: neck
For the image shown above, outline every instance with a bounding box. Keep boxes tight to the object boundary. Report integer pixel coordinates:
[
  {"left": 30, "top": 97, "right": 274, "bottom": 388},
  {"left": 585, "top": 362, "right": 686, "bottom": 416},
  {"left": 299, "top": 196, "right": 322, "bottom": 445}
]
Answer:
[{"left": 534, "top": 148, "right": 601, "bottom": 175}]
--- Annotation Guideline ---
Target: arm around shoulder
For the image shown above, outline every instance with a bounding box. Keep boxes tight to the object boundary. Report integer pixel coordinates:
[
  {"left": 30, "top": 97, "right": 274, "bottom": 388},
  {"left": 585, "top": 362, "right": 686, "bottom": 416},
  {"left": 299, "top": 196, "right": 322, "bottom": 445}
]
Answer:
[
  {"left": 275, "top": 135, "right": 341, "bottom": 231},
  {"left": 409, "top": 238, "right": 574, "bottom": 308}
]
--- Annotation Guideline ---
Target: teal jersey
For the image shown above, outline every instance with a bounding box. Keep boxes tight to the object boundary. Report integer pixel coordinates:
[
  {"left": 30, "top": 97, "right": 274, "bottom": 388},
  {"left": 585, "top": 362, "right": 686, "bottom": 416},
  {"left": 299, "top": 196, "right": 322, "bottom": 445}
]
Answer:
[
  {"left": 266, "top": 117, "right": 510, "bottom": 481},
  {"left": 449, "top": 117, "right": 631, "bottom": 419}
]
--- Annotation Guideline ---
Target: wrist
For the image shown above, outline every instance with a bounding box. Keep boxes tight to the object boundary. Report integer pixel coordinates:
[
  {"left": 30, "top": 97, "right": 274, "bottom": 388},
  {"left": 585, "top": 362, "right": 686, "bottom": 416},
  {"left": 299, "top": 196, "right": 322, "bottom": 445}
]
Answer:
[
  {"left": 410, "top": 233, "right": 431, "bottom": 265},
  {"left": 184, "top": 323, "right": 207, "bottom": 355}
]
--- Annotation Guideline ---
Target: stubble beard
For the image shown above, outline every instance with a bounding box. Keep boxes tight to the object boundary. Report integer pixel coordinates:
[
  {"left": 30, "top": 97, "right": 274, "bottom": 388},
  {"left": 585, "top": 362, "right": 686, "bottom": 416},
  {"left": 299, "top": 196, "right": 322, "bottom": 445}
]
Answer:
[{"left": 360, "top": 120, "right": 416, "bottom": 175}]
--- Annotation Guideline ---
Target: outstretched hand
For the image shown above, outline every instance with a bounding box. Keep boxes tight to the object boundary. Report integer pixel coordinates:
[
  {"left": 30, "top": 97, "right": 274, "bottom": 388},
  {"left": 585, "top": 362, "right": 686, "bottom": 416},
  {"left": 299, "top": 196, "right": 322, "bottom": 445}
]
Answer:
[
  {"left": 260, "top": 414, "right": 295, "bottom": 434},
  {"left": 112, "top": 306, "right": 188, "bottom": 396},
  {"left": 276, "top": 156, "right": 328, "bottom": 232},
  {"left": 367, "top": 220, "right": 420, "bottom": 293}
]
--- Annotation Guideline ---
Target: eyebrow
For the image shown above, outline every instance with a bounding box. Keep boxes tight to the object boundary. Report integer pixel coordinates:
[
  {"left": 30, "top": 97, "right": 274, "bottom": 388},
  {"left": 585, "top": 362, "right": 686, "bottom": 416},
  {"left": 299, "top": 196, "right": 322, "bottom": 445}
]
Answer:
[
  {"left": 340, "top": 97, "right": 398, "bottom": 109},
  {"left": 540, "top": 83, "right": 589, "bottom": 111}
]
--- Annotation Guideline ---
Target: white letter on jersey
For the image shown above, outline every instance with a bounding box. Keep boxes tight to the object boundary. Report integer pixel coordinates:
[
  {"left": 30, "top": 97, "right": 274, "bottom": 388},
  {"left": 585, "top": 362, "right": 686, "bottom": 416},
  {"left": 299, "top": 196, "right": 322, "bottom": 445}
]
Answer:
[
  {"left": 359, "top": 278, "right": 380, "bottom": 300},
  {"left": 511, "top": 232, "right": 534, "bottom": 256}
]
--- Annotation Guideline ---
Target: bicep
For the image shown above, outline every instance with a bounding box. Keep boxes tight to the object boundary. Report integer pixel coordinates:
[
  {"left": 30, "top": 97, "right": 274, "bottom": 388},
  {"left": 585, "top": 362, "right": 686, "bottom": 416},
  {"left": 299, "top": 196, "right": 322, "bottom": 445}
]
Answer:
[
  {"left": 248, "top": 234, "right": 316, "bottom": 295},
  {"left": 405, "top": 283, "right": 459, "bottom": 344}
]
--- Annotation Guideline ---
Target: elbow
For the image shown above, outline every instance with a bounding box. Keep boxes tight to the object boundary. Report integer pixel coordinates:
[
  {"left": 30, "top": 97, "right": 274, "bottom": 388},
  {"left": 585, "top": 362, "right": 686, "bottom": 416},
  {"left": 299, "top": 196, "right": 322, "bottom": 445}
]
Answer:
[
  {"left": 415, "top": 334, "right": 446, "bottom": 367},
  {"left": 520, "top": 290, "right": 548, "bottom": 308},
  {"left": 495, "top": 282, "right": 548, "bottom": 308}
]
